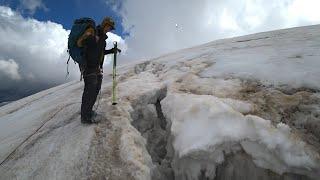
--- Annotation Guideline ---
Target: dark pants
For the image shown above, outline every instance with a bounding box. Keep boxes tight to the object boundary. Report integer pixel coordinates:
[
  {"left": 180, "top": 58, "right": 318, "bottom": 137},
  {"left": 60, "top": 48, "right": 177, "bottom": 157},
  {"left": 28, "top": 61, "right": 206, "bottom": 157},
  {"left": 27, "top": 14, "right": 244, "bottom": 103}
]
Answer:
[{"left": 81, "top": 74, "right": 103, "bottom": 120}]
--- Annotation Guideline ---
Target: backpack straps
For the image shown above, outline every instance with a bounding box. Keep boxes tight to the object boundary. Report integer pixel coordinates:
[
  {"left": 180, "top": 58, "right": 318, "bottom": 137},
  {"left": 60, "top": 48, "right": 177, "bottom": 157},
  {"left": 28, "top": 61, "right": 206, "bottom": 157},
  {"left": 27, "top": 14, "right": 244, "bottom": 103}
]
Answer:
[{"left": 65, "top": 52, "right": 71, "bottom": 80}]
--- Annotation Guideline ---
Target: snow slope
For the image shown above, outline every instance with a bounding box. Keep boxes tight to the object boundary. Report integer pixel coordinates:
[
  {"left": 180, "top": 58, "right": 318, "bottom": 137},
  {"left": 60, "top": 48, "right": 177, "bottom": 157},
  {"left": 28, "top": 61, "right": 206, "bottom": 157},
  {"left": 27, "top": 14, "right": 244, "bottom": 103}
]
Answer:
[{"left": 1, "top": 25, "right": 320, "bottom": 180}]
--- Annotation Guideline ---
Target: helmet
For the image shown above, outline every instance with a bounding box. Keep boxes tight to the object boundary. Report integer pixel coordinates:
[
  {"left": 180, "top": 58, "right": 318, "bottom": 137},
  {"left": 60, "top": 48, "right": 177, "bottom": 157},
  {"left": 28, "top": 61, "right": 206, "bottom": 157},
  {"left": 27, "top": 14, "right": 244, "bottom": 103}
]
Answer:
[{"left": 101, "top": 17, "right": 115, "bottom": 30}]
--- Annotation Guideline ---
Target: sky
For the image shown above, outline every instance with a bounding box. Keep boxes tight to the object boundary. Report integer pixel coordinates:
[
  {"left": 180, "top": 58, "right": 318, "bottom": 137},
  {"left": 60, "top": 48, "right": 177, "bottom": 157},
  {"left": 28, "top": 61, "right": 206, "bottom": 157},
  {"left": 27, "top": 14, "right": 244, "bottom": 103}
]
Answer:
[
  {"left": 0, "top": 0, "right": 320, "bottom": 103},
  {"left": 0, "top": 0, "right": 124, "bottom": 32}
]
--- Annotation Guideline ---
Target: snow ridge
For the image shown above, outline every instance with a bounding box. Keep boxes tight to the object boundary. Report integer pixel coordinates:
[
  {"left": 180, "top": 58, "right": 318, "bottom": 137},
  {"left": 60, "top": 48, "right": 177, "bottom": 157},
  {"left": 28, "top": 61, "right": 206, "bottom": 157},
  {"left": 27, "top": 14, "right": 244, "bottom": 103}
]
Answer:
[{"left": 1, "top": 25, "right": 320, "bottom": 180}]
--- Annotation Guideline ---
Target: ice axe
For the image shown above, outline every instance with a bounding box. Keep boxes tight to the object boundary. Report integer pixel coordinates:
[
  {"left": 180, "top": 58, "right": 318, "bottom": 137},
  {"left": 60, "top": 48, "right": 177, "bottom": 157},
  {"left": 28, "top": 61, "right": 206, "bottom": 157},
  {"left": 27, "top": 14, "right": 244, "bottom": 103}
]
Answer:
[{"left": 112, "top": 41, "right": 121, "bottom": 105}]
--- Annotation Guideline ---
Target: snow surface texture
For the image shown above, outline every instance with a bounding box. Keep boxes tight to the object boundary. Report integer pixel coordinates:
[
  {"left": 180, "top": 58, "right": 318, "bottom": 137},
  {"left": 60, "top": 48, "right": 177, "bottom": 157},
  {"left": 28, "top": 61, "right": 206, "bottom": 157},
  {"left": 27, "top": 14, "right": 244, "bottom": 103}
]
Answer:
[
  {"left": 1, "top": 25, "right": 320, "bottom": 180},
  {"left": 0, "top": 72, "right": 168, "bottom": 179},
  {"left": 161, "top": 93, "right": 320, "bottom": 179},
  {"left": 154, "top": 25, "right": 320, "bottom": 91}
]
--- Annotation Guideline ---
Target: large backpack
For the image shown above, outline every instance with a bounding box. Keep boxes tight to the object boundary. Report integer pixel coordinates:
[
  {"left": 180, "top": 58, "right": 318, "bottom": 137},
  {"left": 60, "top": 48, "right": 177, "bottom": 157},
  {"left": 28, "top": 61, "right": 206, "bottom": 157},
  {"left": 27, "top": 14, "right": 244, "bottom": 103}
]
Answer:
[
  {"left": 68, "top": 18, "right": 96, "bottom": 65},
  {"left": 66, "top": 18, "right": 96, "bottom": 78}
]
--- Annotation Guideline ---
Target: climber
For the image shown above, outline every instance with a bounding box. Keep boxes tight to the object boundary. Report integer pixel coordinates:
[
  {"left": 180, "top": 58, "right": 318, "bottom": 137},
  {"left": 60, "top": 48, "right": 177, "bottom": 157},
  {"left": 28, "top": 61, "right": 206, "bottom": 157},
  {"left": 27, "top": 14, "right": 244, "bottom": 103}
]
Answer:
[{"left": 77, "top": 17, "right": 119, "bottom": 124}]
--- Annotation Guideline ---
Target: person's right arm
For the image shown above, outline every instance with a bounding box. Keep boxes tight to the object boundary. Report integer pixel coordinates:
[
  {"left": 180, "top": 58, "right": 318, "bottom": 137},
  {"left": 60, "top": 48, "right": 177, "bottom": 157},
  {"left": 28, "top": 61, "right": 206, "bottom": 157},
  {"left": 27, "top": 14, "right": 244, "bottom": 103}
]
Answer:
[{"left": 77, "top": 27, "right": 95, "bottom": 47}]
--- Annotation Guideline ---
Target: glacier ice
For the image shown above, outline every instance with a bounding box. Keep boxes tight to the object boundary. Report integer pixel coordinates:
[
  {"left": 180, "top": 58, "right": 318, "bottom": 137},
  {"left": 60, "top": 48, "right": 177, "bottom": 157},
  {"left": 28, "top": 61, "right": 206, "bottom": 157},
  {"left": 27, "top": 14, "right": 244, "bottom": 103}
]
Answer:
[{"left": 1, "top": 25, "right": 320, "bottom": 180}]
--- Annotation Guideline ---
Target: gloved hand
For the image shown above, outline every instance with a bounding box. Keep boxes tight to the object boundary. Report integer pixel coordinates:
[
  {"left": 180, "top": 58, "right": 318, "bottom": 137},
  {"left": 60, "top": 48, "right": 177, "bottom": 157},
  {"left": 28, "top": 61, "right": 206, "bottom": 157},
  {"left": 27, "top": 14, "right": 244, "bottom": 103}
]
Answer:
[
  {"left": 105, "top": 47, "right": 122, "bottom": 55},
  {"left": 112, "top": 47, "right": 121, "bottom": 53}
]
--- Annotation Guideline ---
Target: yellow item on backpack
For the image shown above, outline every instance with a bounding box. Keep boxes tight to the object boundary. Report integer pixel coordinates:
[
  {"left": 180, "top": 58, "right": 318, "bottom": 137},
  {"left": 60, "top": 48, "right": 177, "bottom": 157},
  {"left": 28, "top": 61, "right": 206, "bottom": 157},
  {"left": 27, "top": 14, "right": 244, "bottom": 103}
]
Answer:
[{"left": 77, "top": 27, "right": 95, "bottom": 47}]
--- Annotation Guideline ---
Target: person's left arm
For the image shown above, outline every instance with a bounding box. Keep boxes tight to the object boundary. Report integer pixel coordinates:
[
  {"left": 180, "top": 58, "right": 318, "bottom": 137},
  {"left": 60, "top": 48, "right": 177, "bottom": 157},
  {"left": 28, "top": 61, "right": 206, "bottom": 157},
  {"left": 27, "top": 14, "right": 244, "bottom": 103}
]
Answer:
[{"left": 104, "top": 48, "right": 115, "bottom": 55}]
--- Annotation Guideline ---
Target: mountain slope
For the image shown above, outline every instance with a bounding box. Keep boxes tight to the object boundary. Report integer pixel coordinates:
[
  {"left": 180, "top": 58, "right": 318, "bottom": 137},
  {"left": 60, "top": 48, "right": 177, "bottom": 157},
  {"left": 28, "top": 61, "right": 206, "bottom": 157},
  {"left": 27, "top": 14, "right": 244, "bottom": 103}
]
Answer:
[{"left": 1, "top": 25, "right": 320, "bottom": 180}]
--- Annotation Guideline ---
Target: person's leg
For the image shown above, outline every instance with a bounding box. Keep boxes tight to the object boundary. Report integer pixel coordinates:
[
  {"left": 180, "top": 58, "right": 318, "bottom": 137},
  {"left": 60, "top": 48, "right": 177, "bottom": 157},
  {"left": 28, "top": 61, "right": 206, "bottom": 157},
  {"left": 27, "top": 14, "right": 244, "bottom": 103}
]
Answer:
[
  {"left": 89, "top": 74, "right": 103, "bottom": 117},
  {"left": 81, "top": 74, "right": 98, "bottom": 122},
  {"left": 90, "top": 74, "right": 102, "bottom": 111},
  {"left": 96, "top": 74, "right": 103, "bottom": 96}
]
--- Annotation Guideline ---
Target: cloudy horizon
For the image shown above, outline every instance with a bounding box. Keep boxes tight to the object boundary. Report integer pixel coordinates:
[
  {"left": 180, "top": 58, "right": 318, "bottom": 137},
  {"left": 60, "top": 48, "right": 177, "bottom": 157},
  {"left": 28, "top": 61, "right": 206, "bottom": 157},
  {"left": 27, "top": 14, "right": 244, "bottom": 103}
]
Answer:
[{"left": 109, "top": 0, "right": 320, "bottom": 60}]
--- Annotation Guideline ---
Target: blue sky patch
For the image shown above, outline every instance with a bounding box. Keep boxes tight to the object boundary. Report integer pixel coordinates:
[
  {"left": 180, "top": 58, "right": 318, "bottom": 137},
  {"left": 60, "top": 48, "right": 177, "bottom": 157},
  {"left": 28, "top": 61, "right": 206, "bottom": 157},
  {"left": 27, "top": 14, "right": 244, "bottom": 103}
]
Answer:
[{"left": 0, "top": 0, "right": 125, "bottom": 36}]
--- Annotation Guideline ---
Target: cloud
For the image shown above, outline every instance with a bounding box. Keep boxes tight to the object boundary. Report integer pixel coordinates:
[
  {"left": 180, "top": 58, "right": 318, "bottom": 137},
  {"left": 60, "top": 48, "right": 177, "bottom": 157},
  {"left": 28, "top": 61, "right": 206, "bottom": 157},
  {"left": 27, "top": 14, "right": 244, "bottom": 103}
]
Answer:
[
  {"left": 0, "top": 5, "right": 127, "bottom": 101},
  {"left": 220, "top": 8, "right": 240, "bottom": 31},
  {"left": 0, "top": 59, "right": 21, "bottom": 80},
  {"left": 19, "top": 0, "right": 47, "bottom": 15},
  {"left": 104, "top": 32, "right": 128, "bottom": 65},
  {"left": 0, "top": 5, "right": 73, "bottom": 90},
  {"left": 107, "top": 0, "right": 320, "bottom": 61},
  {"left": 287, "top": 0, "right": 320, "bottom": 24}
]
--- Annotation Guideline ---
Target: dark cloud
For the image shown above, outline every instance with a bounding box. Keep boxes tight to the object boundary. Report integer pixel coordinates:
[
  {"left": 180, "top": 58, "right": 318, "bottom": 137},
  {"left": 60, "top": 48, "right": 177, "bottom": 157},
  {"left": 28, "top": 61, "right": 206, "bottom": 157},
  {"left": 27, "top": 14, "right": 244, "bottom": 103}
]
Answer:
[
  {"left": 0, "top": 6, "right": 127, "bottom": 103},
  {"left": 0, "top": 6, "right": 77, "bottom": 96}
]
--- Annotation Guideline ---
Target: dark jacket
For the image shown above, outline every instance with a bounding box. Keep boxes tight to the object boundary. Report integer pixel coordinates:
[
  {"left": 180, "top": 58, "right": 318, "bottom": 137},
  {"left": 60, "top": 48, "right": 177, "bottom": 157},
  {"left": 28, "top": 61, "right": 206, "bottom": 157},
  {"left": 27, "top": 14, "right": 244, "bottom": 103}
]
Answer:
[{"left": 82, "top": 25, "right": 113, "bottom": 75}]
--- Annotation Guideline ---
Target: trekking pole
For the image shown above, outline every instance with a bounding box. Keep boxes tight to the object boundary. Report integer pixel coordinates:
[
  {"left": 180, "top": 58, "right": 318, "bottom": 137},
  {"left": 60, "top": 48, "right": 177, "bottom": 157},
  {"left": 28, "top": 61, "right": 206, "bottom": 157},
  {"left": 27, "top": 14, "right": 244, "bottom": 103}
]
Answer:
[{"left": 112, "top": 41, "right": 119, "bottom": 105}]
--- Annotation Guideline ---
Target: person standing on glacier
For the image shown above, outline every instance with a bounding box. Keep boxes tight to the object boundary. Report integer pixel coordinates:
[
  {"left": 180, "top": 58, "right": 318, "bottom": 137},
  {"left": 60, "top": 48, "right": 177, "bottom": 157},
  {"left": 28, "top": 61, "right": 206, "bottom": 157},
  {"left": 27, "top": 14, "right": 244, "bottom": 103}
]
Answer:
[{"left": 77, "top": 17, "right": 119, "bottom": 124}]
